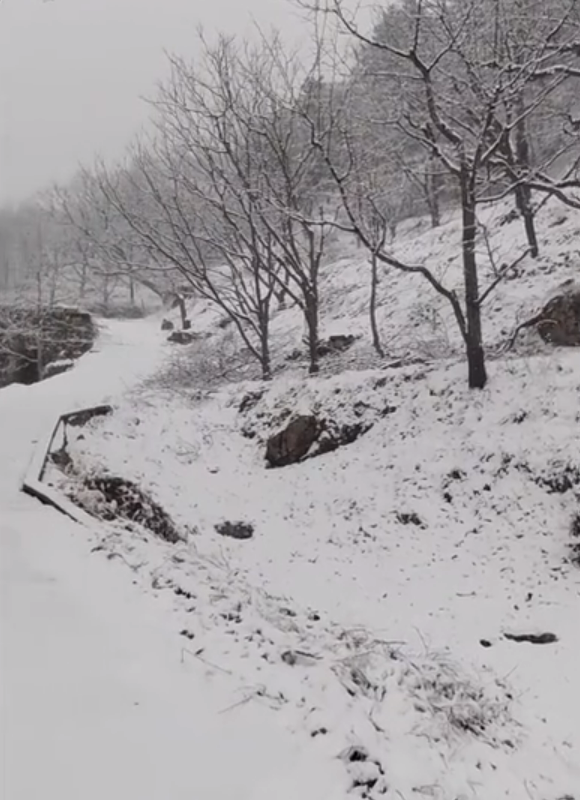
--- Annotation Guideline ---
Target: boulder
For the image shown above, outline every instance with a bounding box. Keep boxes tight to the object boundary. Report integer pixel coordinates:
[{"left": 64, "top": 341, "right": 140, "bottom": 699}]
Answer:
[
  {"left": 161, "top": 318, "right": 174, "bottom": 331},
  {"left": 167, "top": 330, "right": 198, "bottom": 345},
  {"left": 536, "top": 282, "right": 580, "bottom": 345},
  {"left": 318, "top": 334, "right": 357, "bottom": 357},
  {"left": 266, "top": 415, "right": 320, "bottom": 467}
]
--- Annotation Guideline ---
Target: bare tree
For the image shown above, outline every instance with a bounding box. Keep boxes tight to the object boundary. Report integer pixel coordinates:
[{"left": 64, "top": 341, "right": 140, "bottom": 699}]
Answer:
[
  {"left": 300, "top": 0, "right": 579, "bottom": 388},
  {"left": 479, "top": 0, "right": 580, "bottom": 255},
  {"left": 55, "top": 169, "right": 167, "bottom": 313},
  {"left": 82, "top": 35, "right": 337, "bottom": 377}
]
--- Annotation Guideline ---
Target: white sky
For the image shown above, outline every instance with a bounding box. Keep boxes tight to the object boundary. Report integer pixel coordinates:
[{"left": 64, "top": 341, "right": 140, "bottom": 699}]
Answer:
[{"left": 0, "top": 0, "right": 311, "bottom": 205}]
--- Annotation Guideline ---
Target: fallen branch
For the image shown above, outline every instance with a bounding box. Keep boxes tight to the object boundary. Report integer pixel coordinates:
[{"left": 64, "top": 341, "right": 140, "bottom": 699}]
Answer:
[{"left": 502, "top": 311, "right": 545, "bottom": 352}]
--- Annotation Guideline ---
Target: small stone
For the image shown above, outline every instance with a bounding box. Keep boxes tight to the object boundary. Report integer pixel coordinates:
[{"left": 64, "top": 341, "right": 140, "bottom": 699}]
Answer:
[
  {"left": 167, "top": 330, "right": 198, "bottom": 345},
  {"left": 215, "top": 521, "right": 254, "bottom": 540},
  {"left": 504, "top": 631, "right": 558, "bottom": 645}
]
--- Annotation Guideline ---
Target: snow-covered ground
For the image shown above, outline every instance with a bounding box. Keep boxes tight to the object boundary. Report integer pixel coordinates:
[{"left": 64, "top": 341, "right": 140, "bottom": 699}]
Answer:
[
  {"left": 58, "top": 351, "right": 580, "bottom": 798},
  {"left": 3, "top": 196, "right": 580, "bottom": 799},
  {"left": 0, "top": 321, "right": 344, "bottom": 800}
]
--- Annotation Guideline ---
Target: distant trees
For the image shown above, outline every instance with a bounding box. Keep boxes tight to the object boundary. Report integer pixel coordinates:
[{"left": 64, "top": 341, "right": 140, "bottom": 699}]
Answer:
[
  {"left": 0, "top": 201, "right": 70, "bottom": 306},
  {"left": 54, "top": 168, "right": 168, "bottom": 313},
  {"left": 68, "top": 36, "right": 339, "bottom": 379},
  {"left": 0, "top": 188, "right": 148, "bottom": 314}
]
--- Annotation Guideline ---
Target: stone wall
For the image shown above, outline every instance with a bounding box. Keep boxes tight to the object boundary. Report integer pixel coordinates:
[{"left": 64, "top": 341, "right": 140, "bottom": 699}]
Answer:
[{"left": 0, "top": 306, "right": 96, "bottom": 387}]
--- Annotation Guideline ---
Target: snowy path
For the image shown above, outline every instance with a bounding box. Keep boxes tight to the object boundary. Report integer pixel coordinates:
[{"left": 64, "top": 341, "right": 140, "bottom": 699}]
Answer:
[{"left": 0, "top": 322, "right": 339, "bottom": 800}]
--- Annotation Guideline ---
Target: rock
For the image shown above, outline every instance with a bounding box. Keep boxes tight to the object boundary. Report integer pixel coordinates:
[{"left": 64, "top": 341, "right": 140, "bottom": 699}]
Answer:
[
  {"left": 73, "top": 474, "right": 182, "bottom": 543},
  {"left": 266, "top": 415, "right": 320, "bottom": 467},
  {"left": 340, "top": 746, "right": 370, "bottom": 764},
  {"left": 0, "top": 305, "right": 95, "bottom": 388},
  {"left": 167, "top": 330, "right": 197, "bottom": 345},
  {"left": 504, "top": 631, "right": 558, "bottom": 645},
  {"left": 265, "top": 414, "right": 373, "bottom": 468},
  {"left": 161, "top": 318, "right": 174, "bottom": 331},
  {"left": 536, "top": 282, "right": 580, "bottom": 345},
  {"left": 215, "top": 520, "right": 254, "bottom": 540},
  {"left": 285, "top": 336, "right": 357, "bottom": 362},
  {"left": 238, "top": 390, "right": 264, "bottom": 414},
  {"left": 42, "top": 359, "right": 74, "bottom": 380},
  {"left": 318, "top": 334, "right": 357, "bottom": 357},
  {"left": 396, "top": 511, "right": 425, "bottom": 527}
]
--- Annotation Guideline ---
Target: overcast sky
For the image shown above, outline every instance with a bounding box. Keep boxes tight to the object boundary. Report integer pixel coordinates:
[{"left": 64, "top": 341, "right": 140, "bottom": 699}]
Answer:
[{"left": 0, "top": 0, "right": 311, "bottom": 206}]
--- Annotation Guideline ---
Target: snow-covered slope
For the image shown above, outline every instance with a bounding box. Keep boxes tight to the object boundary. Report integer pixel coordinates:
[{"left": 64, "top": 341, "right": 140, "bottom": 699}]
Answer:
[
  {"left": 60, "top": 351, "right": 580, "bottom": 798},
  {"left": 3, "top": 196, "right": 580, "bottom": 799}
]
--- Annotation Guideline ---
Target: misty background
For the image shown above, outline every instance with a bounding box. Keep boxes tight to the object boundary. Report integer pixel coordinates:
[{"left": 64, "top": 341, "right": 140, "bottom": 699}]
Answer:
[{"left": 0, "top": 0, "right": 305, "bottom": 205}]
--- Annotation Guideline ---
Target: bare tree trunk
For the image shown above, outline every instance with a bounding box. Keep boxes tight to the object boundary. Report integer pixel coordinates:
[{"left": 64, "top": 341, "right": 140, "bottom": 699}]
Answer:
[
  {"left": 79, "top": 263, "right": 88, "bottom": 300},
  {"left": 514, "top": 93, "right": 539, "bottom": 258},
  {"left": 49, "top": 272, "right": 58, "bottom": 306},
  {"left": 253, "top": 253, "right": 272, "bottom": 381},
  {"left": 515, "top": 181, "right": 539, "bottom": 258},
  {"left": 425, "top": 155, "right": 442, "bottom": 228},
  {"left": 129, "top": 275, "right": 136, "bottom": 306},
  {"left": 304, "top": 287, "right": 319, "bottom": 375},
  {"left": 460, "top": 167, "right": 487, "bottom": 389},
  {"left": 276, "top": 266, "right": 290, "bottom": 310},
  {"left": 1, "top": 253, "right": 11, "bottom": 289},
  {"left": 175, "top": 294, "right": 187, "bottom": 328},
  {"left": 102, "top": 274, "right": 111, "bottom": 313},
  {"left": 35, "top": 271, "right": 42, "bottom": 307},
  {"left": 36, "top": 335, "right": 44, "bottom": 381},
  {"left": 259, "top": 311, "right": 271, "bottom": 381},
  {"left": 369, "top": 252, "right": 384, "bottom": 357}
]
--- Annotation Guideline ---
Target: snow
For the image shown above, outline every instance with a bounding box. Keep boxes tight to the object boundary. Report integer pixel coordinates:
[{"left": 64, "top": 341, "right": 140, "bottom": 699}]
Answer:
[
  {"left": 1, "top": 505, "right": 343, "bottom": 799},
  {"left": 3, "top": 196, "right": 580, "bottom": 798},
  {"left": 0, "top": 320, "right": 344, "bottom": 800},
  {"left": 61, "top": 352, "right": 580, "bottom": 797}
]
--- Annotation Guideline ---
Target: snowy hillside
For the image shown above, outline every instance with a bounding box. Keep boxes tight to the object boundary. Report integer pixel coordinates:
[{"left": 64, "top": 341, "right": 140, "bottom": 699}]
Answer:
[
  {"left": 149, "top": 196, "right": 580, "bottom": 384},
  {"left": 8, "top": 198, "right": 580, "bottom": 799}
]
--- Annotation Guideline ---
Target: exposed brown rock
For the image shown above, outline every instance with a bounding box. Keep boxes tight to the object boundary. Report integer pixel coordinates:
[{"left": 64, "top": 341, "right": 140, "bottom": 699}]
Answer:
[{"left": 266, "top": 415, "right": 320, "bottom": 467}]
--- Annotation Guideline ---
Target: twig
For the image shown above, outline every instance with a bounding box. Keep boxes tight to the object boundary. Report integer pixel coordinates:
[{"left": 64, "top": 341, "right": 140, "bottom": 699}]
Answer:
[
  {"left": 180, "top": 647, "right": 233, "bottom": 674},
  {"left": 502, "top": 310, "right": 545, "bottom": 352}
]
